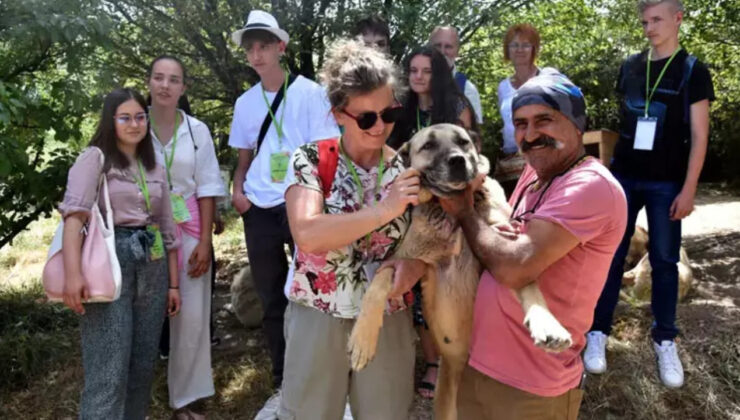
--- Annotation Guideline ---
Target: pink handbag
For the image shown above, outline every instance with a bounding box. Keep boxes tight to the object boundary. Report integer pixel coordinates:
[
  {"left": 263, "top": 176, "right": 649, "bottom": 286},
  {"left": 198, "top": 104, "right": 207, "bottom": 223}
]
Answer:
[{"left": 43, "top": 152, "right": 122, "bottom": 303}]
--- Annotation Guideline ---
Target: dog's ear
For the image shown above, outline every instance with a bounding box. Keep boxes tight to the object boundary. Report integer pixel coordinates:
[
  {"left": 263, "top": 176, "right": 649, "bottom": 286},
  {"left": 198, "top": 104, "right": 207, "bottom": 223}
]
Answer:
[
  {"left": 397, "top": 142, "right": 411, "bottom": 167},
  {"left": 467, "top": 130, "right": 482, "bottom": 153},
  {"left": 477, "top": 154, "right": 491, "bottom": 176}
]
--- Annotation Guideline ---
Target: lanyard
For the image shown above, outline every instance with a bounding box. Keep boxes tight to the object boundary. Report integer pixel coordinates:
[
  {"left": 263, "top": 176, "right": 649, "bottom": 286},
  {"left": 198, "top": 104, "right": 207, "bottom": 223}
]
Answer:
[
  {"left": 511, "top": 154, "right": 588, "bottom": 221},
  {"left": 261, "top": 70, "right": 289, "bottom": 149},
  {"left": 135, "top": 160, "right": 152, "bottom": 212},
  {"left": 645, "top": 47, "right": 682, "bottom": 117},
  {"left": 150, "top": 111, "right": 180, "bottom": 188},
  {"left": 416, "top": 107, "right": 430, "bottom": 132},
  {"left": 340, "top": 139, "right": 385, "bottom": 250}
]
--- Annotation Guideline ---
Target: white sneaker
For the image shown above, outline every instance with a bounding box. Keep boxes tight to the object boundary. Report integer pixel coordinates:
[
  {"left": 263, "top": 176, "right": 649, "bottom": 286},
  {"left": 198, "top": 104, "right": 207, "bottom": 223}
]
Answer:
[
  {"left": 583, "top": 331, "right": 608, "bottom": 374},
  {"left": 254, "top": 390, "right": 281, "bottom": 420},
  {"left": 653, "top": 340, "right": 684, "bottom": 388}
]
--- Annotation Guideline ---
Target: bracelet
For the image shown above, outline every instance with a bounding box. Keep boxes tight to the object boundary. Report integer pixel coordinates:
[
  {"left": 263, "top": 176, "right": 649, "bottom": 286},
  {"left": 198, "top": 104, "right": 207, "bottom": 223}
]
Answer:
[{"left": 169, "top": 286, "right": 179, "bottom": 289}]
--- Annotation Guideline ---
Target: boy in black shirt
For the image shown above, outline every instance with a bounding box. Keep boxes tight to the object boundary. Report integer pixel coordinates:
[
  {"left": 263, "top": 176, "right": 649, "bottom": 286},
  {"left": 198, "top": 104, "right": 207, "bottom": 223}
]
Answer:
[{"left": 584, "top": 0, "right": 714, "bottom": 389}]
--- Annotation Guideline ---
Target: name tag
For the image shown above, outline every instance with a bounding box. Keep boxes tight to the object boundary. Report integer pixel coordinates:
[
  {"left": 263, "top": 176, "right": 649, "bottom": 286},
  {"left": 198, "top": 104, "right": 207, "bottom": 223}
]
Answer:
[
  {"left": 270, "top": 151, "right": 291, "bottom": 183},
  {"left": 147, "top": 224, "right": 165, "bottom": 260},
  {"left": 634, "top": 117, "right": 657, "bottom": 151},
  {"left": 170, "top": 194, "right": 192, "bottom": 224}
]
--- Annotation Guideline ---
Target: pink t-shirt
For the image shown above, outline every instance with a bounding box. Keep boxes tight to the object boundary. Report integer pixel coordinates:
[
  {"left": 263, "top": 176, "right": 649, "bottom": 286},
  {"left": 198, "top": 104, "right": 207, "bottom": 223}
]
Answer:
[{"left": 468, "top": 158, "right": 627, "bottom": 397}]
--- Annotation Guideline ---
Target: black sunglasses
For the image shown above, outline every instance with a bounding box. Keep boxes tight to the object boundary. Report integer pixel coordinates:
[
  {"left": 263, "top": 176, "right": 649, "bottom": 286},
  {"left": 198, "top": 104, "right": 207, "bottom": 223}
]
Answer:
[{"left": 341, "top": 105, "right": 404, "bottom": 130}]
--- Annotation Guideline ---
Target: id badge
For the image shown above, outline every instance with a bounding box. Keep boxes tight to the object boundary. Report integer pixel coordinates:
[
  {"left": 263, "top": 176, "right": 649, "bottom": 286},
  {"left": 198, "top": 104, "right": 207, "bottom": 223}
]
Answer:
[
  {"left": 270, "top": 151, "right": 291, "bottom": 183},
  {"left": 170, "top": 193, "right": 192, "bottom": 224},
  {"left": 363, "top": 261, "right": 381, "bottom": 282},
  {"left": 147, "top": 224, "right": 165, "bottom": 260},
  {"left": 634, "top": 117, "right": 657, "bottom": 151}
]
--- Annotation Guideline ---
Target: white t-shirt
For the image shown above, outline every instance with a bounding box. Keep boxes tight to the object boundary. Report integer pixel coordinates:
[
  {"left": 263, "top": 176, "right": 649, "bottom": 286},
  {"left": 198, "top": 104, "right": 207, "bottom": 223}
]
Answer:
[
  {"left": 498, "top": 67, "right": 560, "bottom": 154},
  {"left": 228, "top": 75, "right": 340, "bottom": 208},
  {"left": 151, "top": 110, "right": 227, "bottom": 200},
  {"left": 452, "top": 67, "right": 484, "bottom": 124}
]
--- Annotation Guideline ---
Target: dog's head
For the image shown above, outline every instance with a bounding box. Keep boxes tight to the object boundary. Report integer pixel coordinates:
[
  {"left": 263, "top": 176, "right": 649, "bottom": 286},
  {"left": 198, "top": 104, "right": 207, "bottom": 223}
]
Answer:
[{"left": 398, "top": 123, "right": 490, "bottom": 198}]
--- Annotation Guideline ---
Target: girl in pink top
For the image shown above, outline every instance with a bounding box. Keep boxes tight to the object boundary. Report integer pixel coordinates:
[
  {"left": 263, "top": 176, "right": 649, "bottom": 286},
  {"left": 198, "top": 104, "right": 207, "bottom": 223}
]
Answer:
[{"left": 60, "top": 88, "right": 180, "bottom": 419}]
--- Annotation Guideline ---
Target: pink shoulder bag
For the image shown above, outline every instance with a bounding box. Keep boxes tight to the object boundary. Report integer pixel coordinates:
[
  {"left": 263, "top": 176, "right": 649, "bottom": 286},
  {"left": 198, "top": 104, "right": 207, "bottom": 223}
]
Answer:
[{"left": 42, "top": 150, "right": 122, "bottom": 302}]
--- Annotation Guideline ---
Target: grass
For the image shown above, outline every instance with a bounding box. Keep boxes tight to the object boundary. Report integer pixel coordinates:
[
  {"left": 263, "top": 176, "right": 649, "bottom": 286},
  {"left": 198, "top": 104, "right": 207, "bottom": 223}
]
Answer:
[{"left": 1, "top": 191, "right": 739, "bottom": 419}]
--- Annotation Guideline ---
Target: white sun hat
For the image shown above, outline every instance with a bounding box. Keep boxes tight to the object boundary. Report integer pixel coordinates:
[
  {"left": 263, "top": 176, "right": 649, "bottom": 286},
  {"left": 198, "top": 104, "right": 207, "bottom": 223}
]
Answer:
[{"left": 231, "top": 10, "right": 290, "bottom": 46}]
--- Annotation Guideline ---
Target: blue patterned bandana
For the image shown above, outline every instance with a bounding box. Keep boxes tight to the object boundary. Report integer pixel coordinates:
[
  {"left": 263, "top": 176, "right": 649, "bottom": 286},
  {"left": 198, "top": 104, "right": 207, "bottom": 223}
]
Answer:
[{"left": 511, "top": 73, "right": 587, "bottom": 133}]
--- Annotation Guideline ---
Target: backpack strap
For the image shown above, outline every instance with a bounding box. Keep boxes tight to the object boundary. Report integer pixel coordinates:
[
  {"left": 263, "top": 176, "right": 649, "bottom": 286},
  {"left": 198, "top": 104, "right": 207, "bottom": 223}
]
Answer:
[
  {"left": 454, "top": 71, "right": 468, "bottom": 93},
  {"left": 681, "top": 54, "right": 698, "bottom": 125},
  {"left": 316, "top": 138, "right": 340, "bottom": 199},
  {"left": 256, "top": 74, "right": 298, "bottom": 156}
]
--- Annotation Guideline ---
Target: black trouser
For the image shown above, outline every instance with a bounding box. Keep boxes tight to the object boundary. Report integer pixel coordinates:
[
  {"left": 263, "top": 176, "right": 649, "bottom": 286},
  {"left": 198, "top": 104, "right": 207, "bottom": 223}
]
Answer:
[{"left": 243, "top": 203, "right": 294, "bottom": 388}]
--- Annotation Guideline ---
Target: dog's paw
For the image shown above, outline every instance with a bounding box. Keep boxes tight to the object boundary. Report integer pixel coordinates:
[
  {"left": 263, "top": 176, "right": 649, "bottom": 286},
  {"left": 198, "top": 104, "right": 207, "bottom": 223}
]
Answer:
[
  {"left": 348, "top": 318, "right": 380, "bottom": 371},
  {"left": 524, "top": 305, "right": 572, "bottom": 353}
]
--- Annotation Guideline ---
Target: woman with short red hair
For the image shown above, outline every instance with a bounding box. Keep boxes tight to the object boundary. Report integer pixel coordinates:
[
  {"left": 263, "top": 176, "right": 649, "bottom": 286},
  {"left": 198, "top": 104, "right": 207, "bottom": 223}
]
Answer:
[{"left": 495, "top": 24, "right": 559, "bottom": 197}]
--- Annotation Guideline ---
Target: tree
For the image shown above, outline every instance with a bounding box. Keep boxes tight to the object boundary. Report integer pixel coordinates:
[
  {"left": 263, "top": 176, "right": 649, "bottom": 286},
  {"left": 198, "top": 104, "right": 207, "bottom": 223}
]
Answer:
[{"left": 0, "top": 0, "right": 113, "bottom": 247}]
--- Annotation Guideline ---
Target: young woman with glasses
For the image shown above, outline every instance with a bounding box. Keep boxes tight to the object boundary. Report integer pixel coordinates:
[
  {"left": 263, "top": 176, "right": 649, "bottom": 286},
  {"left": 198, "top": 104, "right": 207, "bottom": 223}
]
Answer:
[
  {"left": 60, "top": 87, "right": 180, "bottom": 419},
  {"left": 280, "top": 39, "right": 426, "bottom": 419}
]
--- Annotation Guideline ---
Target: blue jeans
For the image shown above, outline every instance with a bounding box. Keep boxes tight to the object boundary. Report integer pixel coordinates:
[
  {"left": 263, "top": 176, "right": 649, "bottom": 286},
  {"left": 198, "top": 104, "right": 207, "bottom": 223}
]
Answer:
[{"left": 591, "top": 175, "right": 682, "bottom": 343}]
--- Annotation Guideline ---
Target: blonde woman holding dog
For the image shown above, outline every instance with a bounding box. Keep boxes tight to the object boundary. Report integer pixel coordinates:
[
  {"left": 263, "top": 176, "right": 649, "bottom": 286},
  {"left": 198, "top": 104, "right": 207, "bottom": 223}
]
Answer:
[{"left": 282, "top": 39, "right": 426, "bottom": 419}]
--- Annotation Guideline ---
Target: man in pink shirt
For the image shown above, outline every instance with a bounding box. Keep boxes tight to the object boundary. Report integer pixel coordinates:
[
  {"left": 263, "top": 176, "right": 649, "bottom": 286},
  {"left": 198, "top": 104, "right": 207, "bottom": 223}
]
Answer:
[{"left": 440, "top": 73, "right": 627, "bottom": 419}]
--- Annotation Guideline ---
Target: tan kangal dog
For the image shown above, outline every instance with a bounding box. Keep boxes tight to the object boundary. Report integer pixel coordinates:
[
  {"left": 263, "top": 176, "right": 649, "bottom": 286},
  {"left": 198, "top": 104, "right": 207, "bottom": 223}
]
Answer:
[{"left": 348, "top": 124, "right": 573, "bottom": 420}]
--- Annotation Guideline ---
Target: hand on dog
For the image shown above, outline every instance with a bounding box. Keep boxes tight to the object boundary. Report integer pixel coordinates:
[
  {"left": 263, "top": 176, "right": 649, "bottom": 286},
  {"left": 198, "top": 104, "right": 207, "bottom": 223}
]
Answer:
[
  {"left": 438, "top": 173, "right": 486, "bottom": 218},
  {"left": 494, "top": 220, "right": 523, "bottom": 240},
  {"left": 382, "top": 168, "right": 421, "bottom": 217},
  {"left": 381, "top": 258, "right": 427, "bottom": 298}
]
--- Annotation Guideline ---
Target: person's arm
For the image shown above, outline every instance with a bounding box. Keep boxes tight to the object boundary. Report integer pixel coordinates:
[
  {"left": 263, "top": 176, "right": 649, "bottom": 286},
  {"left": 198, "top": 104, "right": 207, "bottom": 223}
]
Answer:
[
  {"left": 188, "top": 197, "right": 214, "bottom": 277},
  {"left": 439, "top": 184, "right": 579, "bottom": 290},
  {"left": 232, "top": 148, "right": 253, "bottom": 214},
  {"left": 285, "top": 168, "right": 420, "bottom": 254},
  {"left": 465, "top": 80, "right": 484, "bottom": 124},
  {"left": 62, "top": 213, "right": 89, "bottom": 314},
  {"left": 166, "top": 248, "right": 181, "bottom": 316},
  {"left": 458, "top": 212, "right": 579, "bottom": 289},
  {"left": 670, "top": 99, "right": 710, "bottom": 220}
]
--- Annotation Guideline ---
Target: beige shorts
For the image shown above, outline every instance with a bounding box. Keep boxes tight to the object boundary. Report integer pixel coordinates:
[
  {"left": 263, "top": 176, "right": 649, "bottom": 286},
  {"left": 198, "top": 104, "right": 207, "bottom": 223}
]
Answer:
[
  {"left": 458, "top": 364, "right": 584, "bottom": 420},
  {"left": 278, "top": 302, "right": 415, "bottom": 420}
]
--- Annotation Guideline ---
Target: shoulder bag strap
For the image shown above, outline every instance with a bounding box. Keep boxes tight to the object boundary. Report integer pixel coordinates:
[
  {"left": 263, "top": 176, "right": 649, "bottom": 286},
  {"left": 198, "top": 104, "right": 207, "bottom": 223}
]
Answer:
[
  {"left": 317, "top": 138, "right": 340, "bottom": 199},
  {"left": 256, "top": 73, "right": 298, "bottom": 156}
]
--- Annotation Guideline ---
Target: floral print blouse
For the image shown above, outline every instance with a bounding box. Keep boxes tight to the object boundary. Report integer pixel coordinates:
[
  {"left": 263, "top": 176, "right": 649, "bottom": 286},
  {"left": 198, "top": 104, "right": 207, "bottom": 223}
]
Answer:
[{"left": 284, "top": 142, "right": 412, "bottom": 318}]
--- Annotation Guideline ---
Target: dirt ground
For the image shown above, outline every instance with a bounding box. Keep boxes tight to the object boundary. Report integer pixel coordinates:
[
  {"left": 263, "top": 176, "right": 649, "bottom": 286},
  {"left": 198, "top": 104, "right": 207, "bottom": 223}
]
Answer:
[{"left": 1, "top": 184, "right": 739, "bottom": 419}]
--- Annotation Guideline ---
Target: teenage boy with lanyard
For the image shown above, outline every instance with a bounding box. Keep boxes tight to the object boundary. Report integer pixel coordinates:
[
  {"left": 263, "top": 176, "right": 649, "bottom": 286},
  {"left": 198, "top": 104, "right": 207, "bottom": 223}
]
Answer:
[
  {"left": 585, "top": 0, "right": 714, "bottom": 389},
  {"left": 228, "top": 10, "right": 340, "bottom": 391}
]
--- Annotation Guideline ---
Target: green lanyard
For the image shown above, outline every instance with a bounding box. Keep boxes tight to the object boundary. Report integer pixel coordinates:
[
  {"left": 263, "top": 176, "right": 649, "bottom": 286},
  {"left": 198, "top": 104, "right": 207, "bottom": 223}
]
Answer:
[
  {"left": 261, "top": 70, "right": 289, "bottom": 149},
  {"left": 645, "top": 47, "right": 682, "bottom": 117},
  {"left": 416, "top": 107, "right": 430, "bottom": 132},
  {"left": 135, "top": 160, "right": 152, "bottom": 212},
  {"left": 340, "top": 139, "right": 385, "bottom": 250},
  {"left": 150, "top": 111, "right": 180, "bottom": 188}
]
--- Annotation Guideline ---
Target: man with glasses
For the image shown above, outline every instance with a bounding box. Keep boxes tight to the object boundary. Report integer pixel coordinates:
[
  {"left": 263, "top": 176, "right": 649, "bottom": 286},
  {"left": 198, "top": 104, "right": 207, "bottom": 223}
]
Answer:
[
  {"left": 227, "top": 10, "right": 339, "bottom": 393},
  {"left": 439, "top": 73, "right": 627, "bottom": 419},
  {"left": 429, "top": 26, "right": 484, "bottom": 124},
  {"left": 585, "top": 0, "right": 714, "bottom": 389}
]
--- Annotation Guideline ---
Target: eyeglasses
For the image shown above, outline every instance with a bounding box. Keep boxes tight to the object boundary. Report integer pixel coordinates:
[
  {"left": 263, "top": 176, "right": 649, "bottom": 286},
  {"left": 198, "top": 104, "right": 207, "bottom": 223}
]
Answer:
[
  {"left": 341, "top": 105, "right": 404, "bottom": 130},
  {"left": 508, "top": 42, "right": 534, "bottom": 51},
  {"left": 114, "top": 113, "right": 149, "bottom": 125}
]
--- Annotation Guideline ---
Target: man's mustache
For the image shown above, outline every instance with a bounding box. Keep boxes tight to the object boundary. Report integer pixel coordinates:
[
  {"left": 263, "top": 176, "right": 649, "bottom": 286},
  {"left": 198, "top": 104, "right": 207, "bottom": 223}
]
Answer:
[{"left": 521, "top": 135, "right": 560, "bottom": 152}]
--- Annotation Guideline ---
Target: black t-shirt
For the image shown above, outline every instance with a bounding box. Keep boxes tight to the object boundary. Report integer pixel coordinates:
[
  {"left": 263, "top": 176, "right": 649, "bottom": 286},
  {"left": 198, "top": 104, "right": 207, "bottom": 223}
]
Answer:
[{"left": 611, "top": 49, "right": 714, "bottom": 182}]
